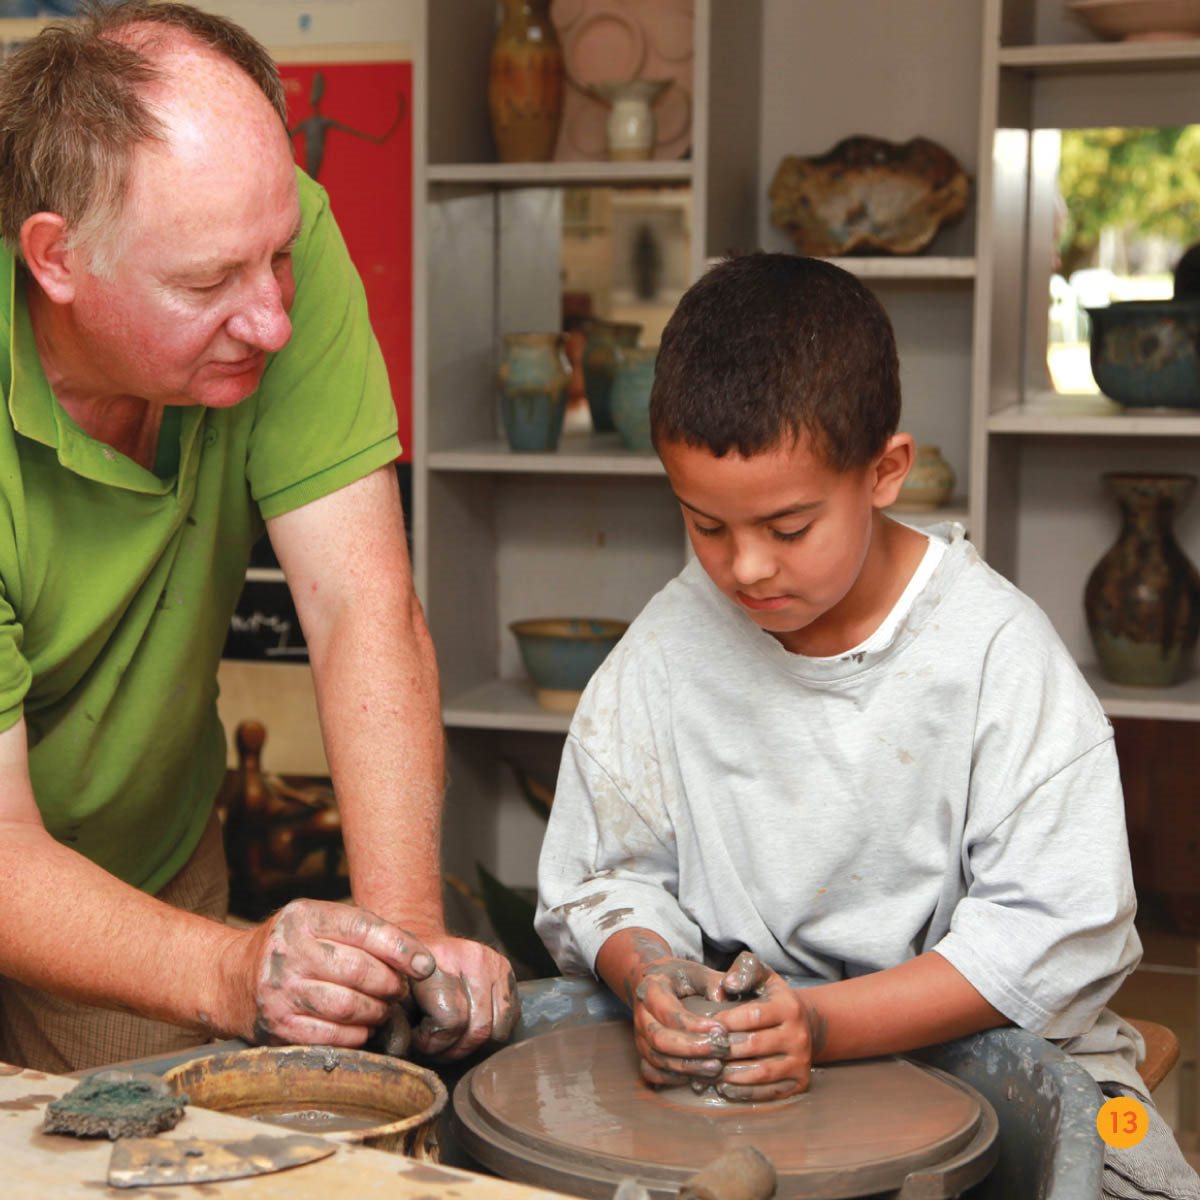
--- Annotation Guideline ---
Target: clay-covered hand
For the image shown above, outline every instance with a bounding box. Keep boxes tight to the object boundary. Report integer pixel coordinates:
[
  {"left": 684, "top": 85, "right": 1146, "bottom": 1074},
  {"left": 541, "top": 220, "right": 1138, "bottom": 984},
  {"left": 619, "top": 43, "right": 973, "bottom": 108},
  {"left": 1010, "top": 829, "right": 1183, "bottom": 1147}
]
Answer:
[
  {"left": 231, "top": 898, "right": 437, "bottom": 1046},
  {"left": 631, "top": 955, "right": 734, "bottom": 1089},
  {"left": 407, "top": 936, "right": 520, "bottom": 1060},
  {"left": 712, "top": 968, "right": 823, "bottom": 1102}
]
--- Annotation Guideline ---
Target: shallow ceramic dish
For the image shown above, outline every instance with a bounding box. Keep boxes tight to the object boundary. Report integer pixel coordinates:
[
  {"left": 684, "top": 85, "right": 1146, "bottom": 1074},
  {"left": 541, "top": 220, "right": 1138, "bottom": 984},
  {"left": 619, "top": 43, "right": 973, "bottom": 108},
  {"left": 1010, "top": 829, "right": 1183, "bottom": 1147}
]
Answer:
[
  {"left": 768, "top": 135, "right": 969, "bottom": 256},
  {"left": 1086, "top": 300, "right": 1200, "bottom": 408},
  {"left": 1067, "top": 0, "right": 1200, "bottom": 40},
  {"left": 163, "top": 1045, "right": 446, "bottom": 1158},
  {"left": 510, "top": 617, "right": 629, "bottom": 712}
]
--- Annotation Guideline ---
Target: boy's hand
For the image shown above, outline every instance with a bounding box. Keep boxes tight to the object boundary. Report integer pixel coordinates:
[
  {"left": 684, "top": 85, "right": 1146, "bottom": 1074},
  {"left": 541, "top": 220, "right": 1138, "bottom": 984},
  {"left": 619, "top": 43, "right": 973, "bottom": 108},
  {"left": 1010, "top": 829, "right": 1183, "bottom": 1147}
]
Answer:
[
  {"left": 632, "top": 955, "right": 733, "bottom": 1088},
  {"left": 713, "top": 969, "right": 824, "bottom": 1101}
]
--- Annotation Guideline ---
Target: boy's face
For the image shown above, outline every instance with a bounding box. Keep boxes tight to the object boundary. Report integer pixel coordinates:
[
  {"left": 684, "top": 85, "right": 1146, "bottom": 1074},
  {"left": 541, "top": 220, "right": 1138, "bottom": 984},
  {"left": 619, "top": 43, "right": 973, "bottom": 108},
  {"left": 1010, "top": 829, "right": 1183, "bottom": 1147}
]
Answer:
[{"left": 659, "top": 432, "right": 910, "bottom": 656}]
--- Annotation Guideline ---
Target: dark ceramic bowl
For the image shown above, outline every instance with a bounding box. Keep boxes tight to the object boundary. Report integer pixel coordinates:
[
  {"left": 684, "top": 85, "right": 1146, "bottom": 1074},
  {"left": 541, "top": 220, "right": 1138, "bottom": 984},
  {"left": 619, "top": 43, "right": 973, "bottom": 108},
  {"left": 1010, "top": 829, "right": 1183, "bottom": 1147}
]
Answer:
[
  {"left": 510, "top": 617, "right": 628, "bottom": 712},
  {"left": 1086, "top": 300, "right": 1200, "bottom": 409}
]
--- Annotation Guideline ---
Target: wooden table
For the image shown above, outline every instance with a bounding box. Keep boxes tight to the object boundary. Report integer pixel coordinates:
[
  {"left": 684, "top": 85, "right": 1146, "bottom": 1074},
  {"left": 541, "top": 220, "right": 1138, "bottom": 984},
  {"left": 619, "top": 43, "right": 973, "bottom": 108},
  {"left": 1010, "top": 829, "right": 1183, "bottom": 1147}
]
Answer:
[{"left": 0, "top": 1062, "right": 565, "bottom": 1199}]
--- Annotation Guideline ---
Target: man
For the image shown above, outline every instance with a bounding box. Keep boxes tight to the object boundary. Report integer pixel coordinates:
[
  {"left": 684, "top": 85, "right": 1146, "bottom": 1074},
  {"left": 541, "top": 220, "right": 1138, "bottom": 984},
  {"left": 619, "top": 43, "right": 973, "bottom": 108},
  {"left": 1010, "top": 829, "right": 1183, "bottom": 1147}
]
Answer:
[{"left": 0, "top": 1, "right": 517, "bottom": 1072}]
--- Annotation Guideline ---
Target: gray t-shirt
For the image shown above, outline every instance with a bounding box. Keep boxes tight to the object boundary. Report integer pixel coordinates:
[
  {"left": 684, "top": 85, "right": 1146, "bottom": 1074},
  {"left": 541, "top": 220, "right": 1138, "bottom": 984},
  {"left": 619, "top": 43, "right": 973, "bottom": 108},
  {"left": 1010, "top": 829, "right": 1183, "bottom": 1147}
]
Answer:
[{"left": 535, "top": 524, "right": 1145, "bottom": 1089}]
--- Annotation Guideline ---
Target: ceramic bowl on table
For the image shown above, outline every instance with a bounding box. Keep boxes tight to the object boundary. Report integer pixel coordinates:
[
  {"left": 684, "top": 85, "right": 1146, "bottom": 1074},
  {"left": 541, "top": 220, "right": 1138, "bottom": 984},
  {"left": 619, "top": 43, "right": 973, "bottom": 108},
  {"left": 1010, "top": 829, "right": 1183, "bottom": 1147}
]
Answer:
[
  {"left": 1067, "top": 0, "right": 1200, "bottom": 40},
  {"left": 1086, "top": 300, "right": 1200, "bottom": 409},
  {"left": 162, "top": 1045, "right": 446, "bottom": 1158},
  {"left": 510, "top": 617, "right": 628, "bottom": 712}
]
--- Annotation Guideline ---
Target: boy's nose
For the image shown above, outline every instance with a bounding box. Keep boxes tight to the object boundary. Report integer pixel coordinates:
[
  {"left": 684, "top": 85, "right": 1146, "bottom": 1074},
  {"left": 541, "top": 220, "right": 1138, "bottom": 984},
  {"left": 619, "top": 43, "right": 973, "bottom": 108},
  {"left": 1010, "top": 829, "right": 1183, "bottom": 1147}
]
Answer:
[{"left": 730, "top": 539, "right": 776, "bottom": 588}]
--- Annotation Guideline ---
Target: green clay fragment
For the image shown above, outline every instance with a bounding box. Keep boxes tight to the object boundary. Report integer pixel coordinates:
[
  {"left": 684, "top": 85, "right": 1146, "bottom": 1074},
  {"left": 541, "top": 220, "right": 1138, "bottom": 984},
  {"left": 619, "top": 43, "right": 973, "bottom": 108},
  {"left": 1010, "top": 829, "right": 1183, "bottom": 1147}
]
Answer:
[{"left": 43, "top": 1070, "right": 188, "bottom": 1140}]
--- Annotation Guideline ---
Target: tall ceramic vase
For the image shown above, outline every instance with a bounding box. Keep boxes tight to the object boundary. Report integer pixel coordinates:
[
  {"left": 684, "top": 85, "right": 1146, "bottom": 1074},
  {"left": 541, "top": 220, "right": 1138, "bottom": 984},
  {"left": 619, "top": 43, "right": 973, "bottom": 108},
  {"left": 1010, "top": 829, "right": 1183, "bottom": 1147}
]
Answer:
[
  {"left": 488, "top": 0, "right": 564, "bottom": 163},
  {"left": 497, "top": 332, "right": 570, "bottom": 452},
  {"left": 1084, "top": 472, "right": 1200, "bottom": 686}
]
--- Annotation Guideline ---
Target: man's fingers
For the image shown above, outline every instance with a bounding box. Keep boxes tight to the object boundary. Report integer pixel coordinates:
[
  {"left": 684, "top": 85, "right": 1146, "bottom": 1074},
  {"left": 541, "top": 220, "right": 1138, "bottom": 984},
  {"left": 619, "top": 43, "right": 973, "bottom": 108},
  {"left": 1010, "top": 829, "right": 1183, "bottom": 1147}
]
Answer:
[
  {"left": 638, "top": 1045, "right": 724, "bottom": 1079},
  {"left": 718, "top": 1055, "right": 809, "bottom": 1091},
  {"left": 491, "top": 973, "right": 521, "bottom": 1043},
  {"left": 410, "top": 968, "right": 472, "bottom": 1057},
  {"left": 288, "top": 901, "right": 437, "bottom": 980}
]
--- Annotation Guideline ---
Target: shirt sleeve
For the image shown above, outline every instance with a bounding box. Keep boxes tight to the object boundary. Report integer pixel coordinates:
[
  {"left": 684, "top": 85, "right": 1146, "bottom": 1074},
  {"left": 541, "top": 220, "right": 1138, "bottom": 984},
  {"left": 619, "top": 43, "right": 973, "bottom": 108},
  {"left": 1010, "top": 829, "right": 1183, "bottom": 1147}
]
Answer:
[
  {"left": 0, "top": 585, "right": 30, "bottom": 732},
  {"left": 535, "top": 640, "right": 704, "bottom": 976},
  {"left": 933, "top": 643, "right": 1141, "bottom": 1039},
  {"left": 246, "top": 171, "right": 401, "bottom": 521}
]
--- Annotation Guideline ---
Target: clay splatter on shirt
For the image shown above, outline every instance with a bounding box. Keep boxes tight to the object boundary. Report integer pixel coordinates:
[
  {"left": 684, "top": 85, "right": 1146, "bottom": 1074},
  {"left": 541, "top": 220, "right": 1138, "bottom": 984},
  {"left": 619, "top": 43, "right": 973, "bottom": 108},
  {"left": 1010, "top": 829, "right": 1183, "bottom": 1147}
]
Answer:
[
  {"left": 597, "top": 907, "right": 635, "bottom": 932},
  {"left": 552, "top": 892, "right": 610, "bottom": 918}
]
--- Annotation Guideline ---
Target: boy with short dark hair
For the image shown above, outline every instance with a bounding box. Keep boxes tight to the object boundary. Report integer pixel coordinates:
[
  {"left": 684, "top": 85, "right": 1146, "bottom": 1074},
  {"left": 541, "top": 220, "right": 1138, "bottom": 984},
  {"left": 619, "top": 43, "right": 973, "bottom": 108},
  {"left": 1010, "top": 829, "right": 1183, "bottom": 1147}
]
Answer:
[{"left": 535, "top": 253, "right": 1199, "bottom": 1199}]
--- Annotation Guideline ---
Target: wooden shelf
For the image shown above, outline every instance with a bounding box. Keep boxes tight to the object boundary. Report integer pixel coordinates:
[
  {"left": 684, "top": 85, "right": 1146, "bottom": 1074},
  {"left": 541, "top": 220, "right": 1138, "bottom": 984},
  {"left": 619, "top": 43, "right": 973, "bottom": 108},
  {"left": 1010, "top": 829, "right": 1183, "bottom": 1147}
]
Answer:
[
  {"left": 821, "top": 256, "right": 976, "bottom": 280},
  {"left": 244, "top": 566, "right": 286, "bottom": 584},
  {"left": 443, "top": 679, "right": 572, "bottom": 733},
  {"left": 989, "top": 398, "right": 1200, "bottom": 436},
  {"left": 1000, "top": 39, "right": 1200, "bottom": 74},
  {"left": 428, "top": 432, "right": 665, "bottom": 476},
  {"left": 427, "top": 161, "right": 694, "bottom": 188},
  {"left": 1081, "top": 664, "right": 1200, "bottom": 722}
]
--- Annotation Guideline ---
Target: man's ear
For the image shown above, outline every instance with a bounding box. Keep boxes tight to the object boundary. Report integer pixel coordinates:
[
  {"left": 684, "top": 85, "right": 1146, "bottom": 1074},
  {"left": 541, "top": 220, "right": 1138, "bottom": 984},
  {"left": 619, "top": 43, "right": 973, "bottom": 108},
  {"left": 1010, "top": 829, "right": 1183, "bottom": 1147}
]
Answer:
[
  {"left": 870, "top": 433, "right": 915, "bottom": 509},
  {"left": 20, "top": 212, "right": 78, "bottom": 304}
]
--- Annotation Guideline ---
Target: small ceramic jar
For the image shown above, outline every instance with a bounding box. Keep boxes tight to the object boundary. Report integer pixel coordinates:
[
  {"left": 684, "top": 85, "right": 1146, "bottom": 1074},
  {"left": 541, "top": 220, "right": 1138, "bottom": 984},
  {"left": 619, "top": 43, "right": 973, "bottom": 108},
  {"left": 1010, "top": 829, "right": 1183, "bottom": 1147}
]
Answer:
[
  {"left": 590, "top": 79, "right": 670, "bottom": 162},
  {"left": 894, "top": 445, "right": 955, "bottom": 511}
]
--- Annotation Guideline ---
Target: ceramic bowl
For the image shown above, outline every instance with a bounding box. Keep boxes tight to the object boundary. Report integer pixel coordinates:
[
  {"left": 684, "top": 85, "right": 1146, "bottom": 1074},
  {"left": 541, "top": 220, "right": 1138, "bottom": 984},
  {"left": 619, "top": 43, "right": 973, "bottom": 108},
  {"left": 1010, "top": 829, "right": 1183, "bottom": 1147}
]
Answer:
[
  {"left": 163, "top": 1045, "right": 446, "bottom": 1158},
  {"left": 510, "top": 617, "right": 629, "bottom": 712},
  {"left": 1068, "top": 0, "right": 1200, "bottom": 40},
  {"left": 768, "top": 135, "right": 969, "bottom": 256},
  {"left": 1086, "top": 300, "right": 1200, "bottom": 409}
]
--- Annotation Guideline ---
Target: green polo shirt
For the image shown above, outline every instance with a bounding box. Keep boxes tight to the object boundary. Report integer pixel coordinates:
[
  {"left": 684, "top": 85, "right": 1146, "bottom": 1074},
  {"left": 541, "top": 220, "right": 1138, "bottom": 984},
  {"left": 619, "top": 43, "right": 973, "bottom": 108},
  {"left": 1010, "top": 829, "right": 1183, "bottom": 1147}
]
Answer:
[{"left": 0, "top": 169, "right": 400, "bottom": 894}]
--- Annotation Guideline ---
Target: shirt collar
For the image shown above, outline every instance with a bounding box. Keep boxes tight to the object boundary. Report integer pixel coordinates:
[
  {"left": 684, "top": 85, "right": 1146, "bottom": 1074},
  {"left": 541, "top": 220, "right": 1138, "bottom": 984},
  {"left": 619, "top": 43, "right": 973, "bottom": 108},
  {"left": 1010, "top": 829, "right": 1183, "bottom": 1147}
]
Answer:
[{"left": 8, "top": 266, "right": 203, "bottom": 495}]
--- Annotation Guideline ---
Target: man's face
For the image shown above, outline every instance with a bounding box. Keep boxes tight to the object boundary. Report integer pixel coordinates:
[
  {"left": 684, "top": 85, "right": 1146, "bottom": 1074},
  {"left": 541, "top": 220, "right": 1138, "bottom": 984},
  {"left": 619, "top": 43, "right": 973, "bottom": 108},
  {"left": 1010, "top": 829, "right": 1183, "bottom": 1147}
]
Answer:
[
  {"left": 659, "top": 434, "right": 884, "bottom": 656},
  {"left": 67, "top": 62, "right": 301, "bottom": 409}
]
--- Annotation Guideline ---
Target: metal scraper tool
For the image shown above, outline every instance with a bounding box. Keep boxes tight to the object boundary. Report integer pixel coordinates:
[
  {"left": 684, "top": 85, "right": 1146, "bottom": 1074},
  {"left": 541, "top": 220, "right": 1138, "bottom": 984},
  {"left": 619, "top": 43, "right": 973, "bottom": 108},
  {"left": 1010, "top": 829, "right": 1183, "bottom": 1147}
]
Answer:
[{"left": 108, "top": 1131, "right": 336, "bottom": 1187}]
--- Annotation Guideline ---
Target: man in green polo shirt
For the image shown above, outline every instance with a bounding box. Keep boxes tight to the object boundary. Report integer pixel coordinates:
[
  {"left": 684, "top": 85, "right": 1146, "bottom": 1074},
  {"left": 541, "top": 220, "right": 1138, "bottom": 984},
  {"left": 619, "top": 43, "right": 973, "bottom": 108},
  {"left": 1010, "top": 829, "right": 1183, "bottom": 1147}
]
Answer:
[{"left": 0, "top": 2, "right": 518, "bottom": 1072}]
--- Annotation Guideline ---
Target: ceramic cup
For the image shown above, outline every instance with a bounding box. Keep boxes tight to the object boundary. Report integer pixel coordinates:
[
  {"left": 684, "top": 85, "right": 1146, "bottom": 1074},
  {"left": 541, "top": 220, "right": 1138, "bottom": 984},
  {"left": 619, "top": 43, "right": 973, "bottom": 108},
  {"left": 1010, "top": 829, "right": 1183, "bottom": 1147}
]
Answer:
[
  {"left": 893, "top": 445, "right": 955, "bottom": 511},
  {"left": 497, "top": 332, "right": 571, "bottom": 452}
]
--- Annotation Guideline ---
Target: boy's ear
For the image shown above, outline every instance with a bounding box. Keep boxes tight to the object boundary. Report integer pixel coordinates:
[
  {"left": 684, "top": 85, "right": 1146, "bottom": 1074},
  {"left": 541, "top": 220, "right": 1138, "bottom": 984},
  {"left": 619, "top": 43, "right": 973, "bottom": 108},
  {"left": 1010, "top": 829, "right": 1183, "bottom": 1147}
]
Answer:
[
  {"left": 870, "top": 433, "right": 915, "bottom": 509},
  {"left": 20, "top": 212, "right": 79, "bottom": 304}
]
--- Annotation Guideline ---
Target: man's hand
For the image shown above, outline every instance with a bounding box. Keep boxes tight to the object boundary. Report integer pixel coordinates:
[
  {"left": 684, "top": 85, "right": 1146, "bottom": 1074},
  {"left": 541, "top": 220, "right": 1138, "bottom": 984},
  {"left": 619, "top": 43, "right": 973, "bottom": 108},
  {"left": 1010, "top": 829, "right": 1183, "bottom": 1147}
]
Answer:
[
  {"left": 408, "top": 936, "right": 520, "bottom": 1060},
  {"left": 226, "top": 899, "right": 437, "bottom": 1046}
]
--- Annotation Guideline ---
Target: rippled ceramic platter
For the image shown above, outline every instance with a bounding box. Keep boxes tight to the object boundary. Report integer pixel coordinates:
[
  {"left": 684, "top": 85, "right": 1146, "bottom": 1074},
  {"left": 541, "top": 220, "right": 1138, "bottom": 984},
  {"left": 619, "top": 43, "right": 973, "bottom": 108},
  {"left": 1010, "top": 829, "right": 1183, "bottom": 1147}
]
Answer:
[
  {"left": 768, "top": 135, "right": 970, "bottom": 257},
  {"left": 453, "top": 1019, "right": 998, "bottom": 1198},
  {"left": 1068, "top": 0, "right": 1200, "bottom": 39}
]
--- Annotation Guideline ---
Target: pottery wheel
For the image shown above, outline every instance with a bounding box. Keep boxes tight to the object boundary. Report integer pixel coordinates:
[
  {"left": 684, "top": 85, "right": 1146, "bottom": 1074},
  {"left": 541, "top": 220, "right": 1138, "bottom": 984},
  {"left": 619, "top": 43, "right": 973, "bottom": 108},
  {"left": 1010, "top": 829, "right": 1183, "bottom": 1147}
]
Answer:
[{"left": 453, "top": 1020, "right": 998, "bottom": 1200}]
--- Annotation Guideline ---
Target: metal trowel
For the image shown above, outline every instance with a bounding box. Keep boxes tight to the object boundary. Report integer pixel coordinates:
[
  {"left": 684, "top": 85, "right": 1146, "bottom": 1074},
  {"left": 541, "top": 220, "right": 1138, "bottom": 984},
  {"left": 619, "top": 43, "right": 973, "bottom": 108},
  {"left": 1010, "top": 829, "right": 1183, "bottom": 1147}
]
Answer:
[{"left": 108, "top": 1131, "right": 336, "bottom": 1187}]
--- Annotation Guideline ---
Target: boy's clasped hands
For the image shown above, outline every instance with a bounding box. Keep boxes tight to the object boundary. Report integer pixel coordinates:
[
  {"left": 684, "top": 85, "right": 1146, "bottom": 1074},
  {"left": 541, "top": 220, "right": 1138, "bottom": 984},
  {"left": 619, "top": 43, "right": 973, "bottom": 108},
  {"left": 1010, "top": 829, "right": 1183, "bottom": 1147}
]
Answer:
[{"left": 608, "top": 931, "right": 823, "bottom": 1103}]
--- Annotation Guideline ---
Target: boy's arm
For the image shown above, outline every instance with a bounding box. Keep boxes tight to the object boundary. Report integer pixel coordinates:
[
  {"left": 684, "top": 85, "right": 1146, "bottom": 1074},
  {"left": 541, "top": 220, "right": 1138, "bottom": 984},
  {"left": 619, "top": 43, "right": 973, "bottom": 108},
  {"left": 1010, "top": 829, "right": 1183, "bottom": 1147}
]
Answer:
[{"left": 601, "top": 930, "right": 1006, "bottom": 1102}]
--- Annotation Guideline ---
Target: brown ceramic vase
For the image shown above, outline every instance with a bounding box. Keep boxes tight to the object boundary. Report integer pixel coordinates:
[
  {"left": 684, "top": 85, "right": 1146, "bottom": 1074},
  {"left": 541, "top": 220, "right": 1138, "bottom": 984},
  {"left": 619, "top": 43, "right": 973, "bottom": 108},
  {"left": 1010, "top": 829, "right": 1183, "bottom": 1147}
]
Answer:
[
  {"left": 488, "top": 0, "right": 564, "bottom": 163},
  {"left": 1084, "top": 472, "right": 1200, "bottom": 686}
]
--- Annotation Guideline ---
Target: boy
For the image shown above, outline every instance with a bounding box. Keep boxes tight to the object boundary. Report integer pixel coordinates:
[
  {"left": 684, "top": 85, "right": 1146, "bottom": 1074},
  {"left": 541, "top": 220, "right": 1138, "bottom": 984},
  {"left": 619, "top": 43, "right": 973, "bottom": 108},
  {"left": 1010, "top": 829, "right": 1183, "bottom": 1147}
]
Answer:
[{"left": 535, "top": 254, "right": 1199, "bottom": 1199}]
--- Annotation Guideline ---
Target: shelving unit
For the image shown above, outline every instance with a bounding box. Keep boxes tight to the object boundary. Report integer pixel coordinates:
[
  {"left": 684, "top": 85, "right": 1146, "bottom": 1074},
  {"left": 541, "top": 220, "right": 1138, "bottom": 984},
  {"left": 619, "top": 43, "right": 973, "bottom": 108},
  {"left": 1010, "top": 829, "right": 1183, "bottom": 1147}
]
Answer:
[
  {"left": 974, "top": 0, "right": 1200, "bottom": 723},
  {"left": 412, "top": 0, "right": 990, "bottom": 907}
]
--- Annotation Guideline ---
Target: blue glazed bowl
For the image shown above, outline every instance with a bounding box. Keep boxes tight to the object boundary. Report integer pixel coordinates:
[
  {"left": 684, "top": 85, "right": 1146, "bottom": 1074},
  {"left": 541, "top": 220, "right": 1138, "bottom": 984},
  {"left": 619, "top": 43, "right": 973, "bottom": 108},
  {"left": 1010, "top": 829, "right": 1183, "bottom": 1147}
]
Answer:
[
  {"left": 1086, "top": 300, "right": 1200, "bottom": 409},
  {"left": 509, "top": 618, "right": 628, "bottom": 712}
]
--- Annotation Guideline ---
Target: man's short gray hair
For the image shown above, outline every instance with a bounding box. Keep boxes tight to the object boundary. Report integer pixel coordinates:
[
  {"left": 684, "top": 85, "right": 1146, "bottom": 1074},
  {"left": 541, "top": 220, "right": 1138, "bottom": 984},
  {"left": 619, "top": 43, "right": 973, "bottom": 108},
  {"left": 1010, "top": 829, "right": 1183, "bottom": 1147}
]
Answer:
[{"left": 0, "top": 1, "right": 287, "bottom": 278}]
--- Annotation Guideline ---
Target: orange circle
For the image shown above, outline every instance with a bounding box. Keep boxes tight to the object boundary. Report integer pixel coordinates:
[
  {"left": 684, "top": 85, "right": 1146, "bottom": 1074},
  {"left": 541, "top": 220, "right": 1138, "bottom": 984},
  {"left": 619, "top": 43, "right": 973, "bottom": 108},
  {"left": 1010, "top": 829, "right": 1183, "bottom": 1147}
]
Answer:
[{"left": 1097, "top": 1096, "right": 1149, "bottom": 1149}]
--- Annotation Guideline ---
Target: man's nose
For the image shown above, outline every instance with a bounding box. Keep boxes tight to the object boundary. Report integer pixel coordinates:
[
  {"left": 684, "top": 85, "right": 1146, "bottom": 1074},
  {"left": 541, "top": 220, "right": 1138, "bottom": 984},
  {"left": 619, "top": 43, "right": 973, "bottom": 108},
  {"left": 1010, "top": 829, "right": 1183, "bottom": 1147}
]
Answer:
[{"left": 226, "top": 276, "right": 292, "bottom": 352}]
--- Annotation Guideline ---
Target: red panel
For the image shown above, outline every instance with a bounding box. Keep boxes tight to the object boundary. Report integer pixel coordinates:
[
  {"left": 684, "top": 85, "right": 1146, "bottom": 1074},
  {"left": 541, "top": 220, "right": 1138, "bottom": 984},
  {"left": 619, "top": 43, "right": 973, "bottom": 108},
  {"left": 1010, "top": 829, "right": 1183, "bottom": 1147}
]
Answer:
[{"left": 280, "top": 61, "right": 413, "bottom": 460}]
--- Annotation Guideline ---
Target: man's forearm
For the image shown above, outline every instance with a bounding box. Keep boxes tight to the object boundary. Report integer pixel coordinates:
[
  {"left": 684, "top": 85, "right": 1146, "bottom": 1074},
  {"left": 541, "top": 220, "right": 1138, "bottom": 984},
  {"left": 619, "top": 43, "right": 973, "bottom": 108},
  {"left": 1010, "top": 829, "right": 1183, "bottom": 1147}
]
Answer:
[
  {"left": 307, "top": 589, "right": 447, "bottom": 937},
  {"left": 801, "top": 951, "right": 1007, "bottom": 1063},
  {"left": 0, "top": 820, "right": 253, "bottom": 1037}
]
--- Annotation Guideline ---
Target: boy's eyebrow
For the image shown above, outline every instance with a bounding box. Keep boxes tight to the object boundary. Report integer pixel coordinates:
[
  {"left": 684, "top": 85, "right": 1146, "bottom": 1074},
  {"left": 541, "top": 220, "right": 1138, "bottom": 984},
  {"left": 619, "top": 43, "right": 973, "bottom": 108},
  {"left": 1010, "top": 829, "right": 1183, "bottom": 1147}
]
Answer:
[{"left": 675, "top": 496, "right": 822, "bottom": 522}]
